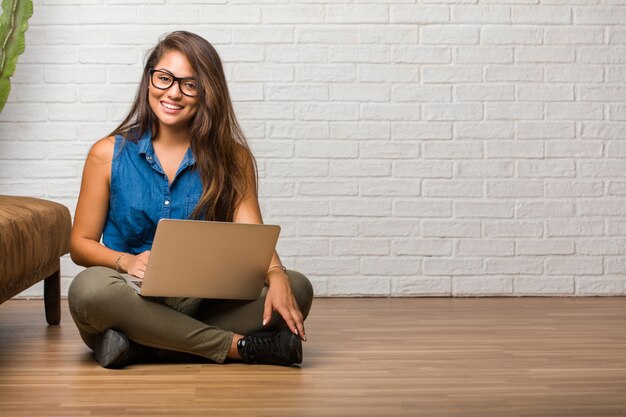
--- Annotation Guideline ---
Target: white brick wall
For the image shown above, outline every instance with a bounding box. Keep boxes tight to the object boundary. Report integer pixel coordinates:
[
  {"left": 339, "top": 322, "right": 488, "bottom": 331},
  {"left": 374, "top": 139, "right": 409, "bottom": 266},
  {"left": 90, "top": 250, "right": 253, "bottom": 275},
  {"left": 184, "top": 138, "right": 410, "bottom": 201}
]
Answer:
[{"left": 2, "top": 0, "right": 626, "bottom": 298}]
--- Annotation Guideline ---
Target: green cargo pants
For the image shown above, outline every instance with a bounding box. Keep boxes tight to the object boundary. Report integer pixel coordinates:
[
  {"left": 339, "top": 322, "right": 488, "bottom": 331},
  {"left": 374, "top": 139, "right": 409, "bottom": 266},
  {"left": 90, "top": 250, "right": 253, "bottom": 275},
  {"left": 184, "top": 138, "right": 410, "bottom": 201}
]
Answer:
[{"left": 68, "top": 266, "right": 314, "bottom": 364}]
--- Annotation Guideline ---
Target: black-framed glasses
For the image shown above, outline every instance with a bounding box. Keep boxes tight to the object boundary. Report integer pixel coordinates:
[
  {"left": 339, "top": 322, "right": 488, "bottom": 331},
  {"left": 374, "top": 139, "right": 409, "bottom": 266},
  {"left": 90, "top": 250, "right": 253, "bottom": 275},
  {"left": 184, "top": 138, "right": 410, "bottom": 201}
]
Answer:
[{"left": 149, "top": 69, "right": 198, "bottom": 97}]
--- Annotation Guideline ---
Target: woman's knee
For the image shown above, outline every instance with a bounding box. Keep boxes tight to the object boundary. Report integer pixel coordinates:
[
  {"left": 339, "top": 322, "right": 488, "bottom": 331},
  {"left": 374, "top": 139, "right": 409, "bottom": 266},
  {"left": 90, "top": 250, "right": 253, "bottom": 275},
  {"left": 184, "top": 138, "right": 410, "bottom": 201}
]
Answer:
[
  {"left": 68, "top": 266, "right": 123, "bottom": 312},
  {"left": 286, "top": 270, "right": 314, "bottom": 319}
]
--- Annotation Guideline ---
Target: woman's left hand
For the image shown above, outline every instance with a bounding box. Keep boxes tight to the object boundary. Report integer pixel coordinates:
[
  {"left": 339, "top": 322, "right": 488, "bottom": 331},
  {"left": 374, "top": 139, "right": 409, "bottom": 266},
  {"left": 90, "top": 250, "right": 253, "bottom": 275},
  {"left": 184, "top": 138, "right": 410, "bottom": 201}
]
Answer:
[{"left": 263, "top": 270, "right": 306, "bottom": 342}]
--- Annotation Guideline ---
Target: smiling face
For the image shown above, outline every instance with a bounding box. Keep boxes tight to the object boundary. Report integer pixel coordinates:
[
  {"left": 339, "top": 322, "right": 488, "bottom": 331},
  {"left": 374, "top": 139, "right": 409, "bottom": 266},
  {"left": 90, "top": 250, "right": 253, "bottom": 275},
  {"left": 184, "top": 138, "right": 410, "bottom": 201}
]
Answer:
[{"left": 148, "top": 50, "right": 199, "bottom": 131}]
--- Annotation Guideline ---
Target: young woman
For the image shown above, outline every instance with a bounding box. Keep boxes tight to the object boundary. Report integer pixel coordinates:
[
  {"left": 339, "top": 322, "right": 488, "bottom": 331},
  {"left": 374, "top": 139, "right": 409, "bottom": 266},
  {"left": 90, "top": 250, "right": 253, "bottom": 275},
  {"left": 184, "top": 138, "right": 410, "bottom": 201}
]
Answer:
[{"left": 68, "top": 31, "right": 313, "bottom": 368}]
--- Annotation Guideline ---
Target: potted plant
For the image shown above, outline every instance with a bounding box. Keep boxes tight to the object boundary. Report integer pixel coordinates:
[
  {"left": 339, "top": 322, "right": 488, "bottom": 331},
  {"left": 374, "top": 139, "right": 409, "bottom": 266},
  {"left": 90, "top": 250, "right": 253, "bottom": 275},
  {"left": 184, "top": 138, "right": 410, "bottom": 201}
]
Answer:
[{"left": 0, "top": 0, "right": 33, "bottom": 113}]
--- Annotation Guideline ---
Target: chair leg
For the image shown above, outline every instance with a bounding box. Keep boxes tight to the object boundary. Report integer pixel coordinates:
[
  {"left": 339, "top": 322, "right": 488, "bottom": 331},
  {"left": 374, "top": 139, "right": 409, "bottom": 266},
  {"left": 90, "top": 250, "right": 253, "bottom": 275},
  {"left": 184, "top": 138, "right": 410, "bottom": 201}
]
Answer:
[{"left": 44, "top": 267, "right": 61, "bottom": 325}]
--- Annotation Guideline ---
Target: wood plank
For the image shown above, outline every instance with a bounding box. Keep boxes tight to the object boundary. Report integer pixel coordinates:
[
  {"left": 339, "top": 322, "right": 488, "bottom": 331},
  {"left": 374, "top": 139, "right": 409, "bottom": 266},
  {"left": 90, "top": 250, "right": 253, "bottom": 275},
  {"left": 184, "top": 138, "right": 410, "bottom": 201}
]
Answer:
[{"left": 0, "top": 297, "right": 625, "bottom": 416}]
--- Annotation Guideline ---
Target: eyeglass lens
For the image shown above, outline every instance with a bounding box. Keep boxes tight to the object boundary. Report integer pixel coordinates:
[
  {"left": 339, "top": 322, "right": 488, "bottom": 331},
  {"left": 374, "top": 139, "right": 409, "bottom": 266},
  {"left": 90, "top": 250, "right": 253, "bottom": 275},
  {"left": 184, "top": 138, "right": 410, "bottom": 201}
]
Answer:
[{"left": 151, "top": 70, "right": 197, "bottom": 97}]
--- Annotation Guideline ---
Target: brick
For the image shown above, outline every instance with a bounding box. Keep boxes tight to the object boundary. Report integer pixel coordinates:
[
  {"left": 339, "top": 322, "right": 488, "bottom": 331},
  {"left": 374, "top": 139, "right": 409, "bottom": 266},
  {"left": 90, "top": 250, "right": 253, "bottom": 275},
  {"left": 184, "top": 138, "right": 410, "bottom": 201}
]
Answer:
[
  {"left": 331, "top": 239, "right": 390, "bottom": 256},
  {"left": 358, "top": 64, "right": 419, "bottom": 83},
  {"left": 296, "top": 140, "right": 357, "bottom": 158},
  {"left": 580, "top": 86, "right": 626, "bottom": 102},
  {"left": 21, "top": 47, "right": 76, "bottom": 64},
  {"left": 517, "top": 122, "right": 576, "bottom": 139},
  {"left": 422, "top": 220, "right": 481, "bottom": 238},
  {"left": 328, "top": 277, "right": 391, "bottom": 296},
  {"left": 608, "top": 181, "right": 626, "bottom": 195},
  {"left": 298, "top": 181, "right": 358, "bottom": 196},
  {"left": 482, "top": 26, "right": 543, "bottom": 45},
  {"left": 262, "top": 5, "right": 324, "bottom": 23},
  {"left": 485, "top": 221, "right": 543, "bottom": 238},
  {"left": 276, "top": 239, "right": 328, "bottom": 257},
  {"left": 423, "top": 66, "right": 483, "bottom": 83},
  {"left": 580, "top": 47, "right": 626, "bottom": 64},
  {"left": 361, "top": 220, "right": 421, "bottom": 237},
  {"left": 394, "top": 85, "right": 451, "bottom": 102},
  {"left": 393, "top": 47, "right": 451, "bottom": 64},
  {"left": 454, "top": 201, "right": 514, "bottom": 218},
  {"left": 517, "top": 201, "right": 575, "bottom": 218},
  {"left": 579, "top": 199, "right": 626, "bottom": 216},
  {"left": 421, "top": 26, "right": 480, "bottom": 45},
  {"left": 79, "top": 6, "right": 136, "bottom": 23},
  {"left": 296, "top": 27, "right": 358, "bottom": 44},
  {"left": 264, "top": 199, "right": 328, "bottom": 216},
  {"left": 545, "top": 181, "right": 603, "bottom": 197},
  {"left": 512, "top": 6, "right": 572, "bottom": 24},
  {"left": 577, "top": 239, "right": 626, "bottom": 255},
  {"left": 266, "top": 84, "right": 328, "bottom": 101},
  {"left": 581, "top": 122, "right": 626, "bottom": 139},
  {"left": 30, "top": 6, "right": 77, "bottom": 25},
  {"left": 296, "top": 257, "right": 358, "bottom": 275},
  {"left": 581, "top": 161, "right": 626, "bottom": 177},
  {"left": 424, "top": 258, "right": 484, "bottom": 276},
  {"left": 456, "top": 46, "right": 513, "bottom": 64},
  {"left": 546, "top": 220, "right": 604, "bottom": 237},
  {"left": 361, "top": 179, "right": 421, "bottom": 197},
  {"left": 423, "top": 141, "right": 482, "bottom": 159},
  {"left": 330, "top": 46, "right": 389, "bottom": 63},
  {"left": 258, "top": 181, "right": 295, "bottom": 198},
  {"left": 249, "top": 139, "right": 293, "bottom": 158},
  {"left": 79, "top": 47, "right": 136, "bottom": 64},
  {"left": 486, "top": 258, "right": 543, "bottom": 275},
  {"left": 456, "top": 161, "right": 514, "bottom": 178},
  {"left": 485, "top": 103, "right": 543, "bottom": 120},
  {"left": 331, "top": 199, "right": 391, "bottom": 217},
  {"left": 360, "top": 142, "right": 420, "bottom": 159},
  {"left": 393, "top": 239, "right": 452, "bottom": 256},
  {"left": 296, "top": 65, "right": 356, "bottom": 82},
  {"left": 515, "top": 276, "right": 575, "bottom": 295},
  {"left": 422, "top": 180, "right": 483, "bottom": 197},
  {"left": 546, "top": 103, "right": 604, "bottom": 120},
  {"left": 546, "top": 65, "right": 604, "bottom": 82},
  {"left": 330, "top": 122, "right": 389, "bottom": 139},
  {"left": 457, "top": 239, "right": 515, "bottom": 256},
  {"left": 452, "top": 5, "right": 511, "bottom": 23},
  {"left": 297, "top": 220, "right": 358, "bottom": 237},
  {"left": 233, "top": 65, "right": 293, "bottom": 82},
  {"left": 48, "top": 104, "right": 107, "bottom": 122},
  {"left": 486, "top": 141, "right": 544, "bottom": 158},
  {"left": 546, "top": 257, "right": 603, "bottom": 275},
  {"left": 45, "top": 65, "right": 106, "bottom": 84},
  {"left": 330, "top": 85, "right": 389, "bottom": 102},
  {"left": 394, "top": 200, "right": 452, "bottom": 217},
  {"left": 486, "top": 65, "right": 543, "bottom": 82},
  {"left": 517, "top": 239, "right": 575, "bottom": 255},
  {"left": 267, "top": 46, "right": 326, "bottom": 64},
  {"left": 453, "top": 276, "right": 514, "bottom": 296},
  {"left": 394, "top": 161, "right": 453, "bottom": 179},
  {"left": 607, "top": 257, "right": 626, "bottom": 273},
  {"left": 423, "top": 103, "right": 482, "bottom": 121},
  {"left": 574, "top": 7, "right": 626, "bottom": 24},
  {"left": 0, "top": 142, "right": 46, "bottom": 159},
  {"left": 517, "top": 85, "right": 574, "bottom": 101},
  {"left": 392, "top": 122, "right": 452, "bottom": 140},
  {"left": 12, "top": 86, "right": 75, "bottom": 103},
  {"left": 327, "top": 5, "right": 389, "bottom": 23},
  {"left": 487, "top": 180, "right": 543, "bottom": 197},
  {"left": 575, "top": 277, "right": 626, "bottom": 295},
  {"left": 361, "top": 257, "right": 421, "bottom": 276},
  {"left": 234, "top": 27, "right": 293, "bottom": 44},
  {"left": 360, "top": 26, "right": 418, "bottom": 44},
  {"left": 518, "top": 160, "right": 576, "bottom": 178},
  {"left": 390, "top": 5, "right": 449, "bottom": 23},
  {"left": 235, "top": 102, "right": 294, "bottom": 120},
  {"left": 266, "top": 160, "right": 327, "bottom": 177},
  {"left": 455, "top": 85, "right": 515, "bottom": 102},
  {"left": 362, "top": 104, "right": 420, "bottom": 121},
  {"left": 268, "top": 121, "right": 329, "bottom": 139},
  {"left": 545, "top": 27, "right": 604, "bottom": 44},
  {"left": 330, "top": 160, "right": 390, "bottom": 177}
]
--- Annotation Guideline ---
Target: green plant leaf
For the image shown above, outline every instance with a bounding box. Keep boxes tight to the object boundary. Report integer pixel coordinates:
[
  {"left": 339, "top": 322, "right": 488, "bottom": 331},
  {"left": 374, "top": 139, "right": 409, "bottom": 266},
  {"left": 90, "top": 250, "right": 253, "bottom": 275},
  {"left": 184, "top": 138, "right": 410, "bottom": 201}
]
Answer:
[{"left": 0, "top": 0, "right": 34, "bottom": 113}]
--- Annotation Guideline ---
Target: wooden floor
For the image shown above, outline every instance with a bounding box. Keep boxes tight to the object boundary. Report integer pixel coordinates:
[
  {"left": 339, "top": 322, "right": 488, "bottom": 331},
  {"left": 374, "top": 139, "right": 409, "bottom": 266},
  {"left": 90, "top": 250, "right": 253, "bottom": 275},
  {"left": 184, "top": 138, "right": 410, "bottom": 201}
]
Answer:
[{"left": 0, "top": 297, "right": 625, "bottom": 417}]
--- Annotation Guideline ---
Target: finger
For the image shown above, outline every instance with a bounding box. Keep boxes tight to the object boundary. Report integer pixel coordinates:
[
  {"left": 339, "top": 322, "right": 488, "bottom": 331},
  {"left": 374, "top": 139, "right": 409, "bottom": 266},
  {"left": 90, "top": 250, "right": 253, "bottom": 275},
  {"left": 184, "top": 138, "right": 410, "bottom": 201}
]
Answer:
[
  {"left": 291, "top": 308, "right": 306, "bottom": 342},
  {"left": 279, "top": 307, "right": 298, "bottom": 336},
  {"left": 262, "top": 300, "right": 272, "bottom": 327}
]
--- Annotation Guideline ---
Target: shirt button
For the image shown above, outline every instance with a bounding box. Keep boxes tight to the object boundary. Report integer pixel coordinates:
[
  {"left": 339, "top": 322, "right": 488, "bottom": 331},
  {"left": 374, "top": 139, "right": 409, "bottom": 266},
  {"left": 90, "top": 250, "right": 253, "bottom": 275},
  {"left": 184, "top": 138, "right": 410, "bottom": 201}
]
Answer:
[{"left": 164, "top": 200, "right": 170, "bottom": 206}]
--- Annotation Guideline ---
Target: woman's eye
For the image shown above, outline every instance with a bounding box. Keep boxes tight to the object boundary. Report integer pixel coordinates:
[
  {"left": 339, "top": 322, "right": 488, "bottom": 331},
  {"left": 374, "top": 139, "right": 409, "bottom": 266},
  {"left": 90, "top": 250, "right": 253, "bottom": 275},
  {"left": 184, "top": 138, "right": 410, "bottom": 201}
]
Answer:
[
  {"left": 184, "top": 82, "right": 197, "bottom": 90},
  {"left": 159, "top": 76, "right": 172, "bottom": 82}
]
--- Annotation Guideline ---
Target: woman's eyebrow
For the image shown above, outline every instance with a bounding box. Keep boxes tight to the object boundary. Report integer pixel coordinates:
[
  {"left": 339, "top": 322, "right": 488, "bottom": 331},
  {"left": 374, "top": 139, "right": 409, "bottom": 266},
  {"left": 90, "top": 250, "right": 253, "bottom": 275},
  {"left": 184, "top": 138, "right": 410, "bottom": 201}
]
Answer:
[{"left": 155, "top": 68, "right": 196, "bottom": 79}]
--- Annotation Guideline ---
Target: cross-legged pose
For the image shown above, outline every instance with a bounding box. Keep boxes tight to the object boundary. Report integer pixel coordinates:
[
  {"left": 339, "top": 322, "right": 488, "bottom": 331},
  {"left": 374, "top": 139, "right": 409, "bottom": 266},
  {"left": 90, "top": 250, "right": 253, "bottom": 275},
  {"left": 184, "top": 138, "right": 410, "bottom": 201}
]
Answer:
[{"left": 68, "top": 31, "right": 313, "bottom": 368}]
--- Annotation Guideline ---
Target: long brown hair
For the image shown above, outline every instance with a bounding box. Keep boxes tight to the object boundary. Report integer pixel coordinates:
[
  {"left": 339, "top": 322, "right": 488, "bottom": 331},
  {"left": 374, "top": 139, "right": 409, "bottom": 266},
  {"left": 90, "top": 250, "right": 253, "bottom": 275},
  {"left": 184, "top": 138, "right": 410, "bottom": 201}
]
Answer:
[{"left": 110, "top": 31, "right": 256, "bottom": 222}]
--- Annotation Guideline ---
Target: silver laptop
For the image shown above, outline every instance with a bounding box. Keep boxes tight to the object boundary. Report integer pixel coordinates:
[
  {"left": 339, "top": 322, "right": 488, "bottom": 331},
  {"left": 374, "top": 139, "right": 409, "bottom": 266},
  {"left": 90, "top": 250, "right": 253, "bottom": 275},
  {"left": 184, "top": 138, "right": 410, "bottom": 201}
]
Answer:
[{"left": 122, "top": 219, "right": 280, "bottom": 300}]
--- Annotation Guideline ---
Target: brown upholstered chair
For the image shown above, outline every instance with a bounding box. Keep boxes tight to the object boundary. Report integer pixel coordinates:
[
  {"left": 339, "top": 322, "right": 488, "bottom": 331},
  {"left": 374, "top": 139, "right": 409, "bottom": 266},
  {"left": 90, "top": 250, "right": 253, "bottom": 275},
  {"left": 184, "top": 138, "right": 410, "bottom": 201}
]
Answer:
[{"left": 0, "top": 196, "right": 71, "bottom": 324}]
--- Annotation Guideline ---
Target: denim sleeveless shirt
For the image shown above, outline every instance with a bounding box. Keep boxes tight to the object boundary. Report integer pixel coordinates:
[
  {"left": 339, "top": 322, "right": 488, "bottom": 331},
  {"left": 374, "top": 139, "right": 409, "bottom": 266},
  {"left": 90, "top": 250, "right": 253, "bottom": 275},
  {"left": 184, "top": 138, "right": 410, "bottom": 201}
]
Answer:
[{"left": 102, "top": 130, "right": 203, "bottom": 254}]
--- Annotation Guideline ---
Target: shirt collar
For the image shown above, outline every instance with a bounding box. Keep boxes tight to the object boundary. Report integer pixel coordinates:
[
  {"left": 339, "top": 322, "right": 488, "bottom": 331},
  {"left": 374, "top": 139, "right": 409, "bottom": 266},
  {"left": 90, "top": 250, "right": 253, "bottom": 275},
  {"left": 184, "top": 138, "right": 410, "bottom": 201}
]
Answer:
[{"left": 136, "top": 130, "right": 196, "bottom": 167}]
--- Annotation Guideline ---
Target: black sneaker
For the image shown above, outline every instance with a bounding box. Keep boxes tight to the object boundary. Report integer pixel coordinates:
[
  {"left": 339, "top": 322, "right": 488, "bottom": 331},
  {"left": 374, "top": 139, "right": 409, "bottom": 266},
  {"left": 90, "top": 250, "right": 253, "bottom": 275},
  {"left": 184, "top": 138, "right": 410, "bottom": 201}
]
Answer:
[
  {"left": 94, "top": 329, "right": 158, "bottom": 369},
  {"left": 237, "top": 328, "right": 302, "bottom": 366}
]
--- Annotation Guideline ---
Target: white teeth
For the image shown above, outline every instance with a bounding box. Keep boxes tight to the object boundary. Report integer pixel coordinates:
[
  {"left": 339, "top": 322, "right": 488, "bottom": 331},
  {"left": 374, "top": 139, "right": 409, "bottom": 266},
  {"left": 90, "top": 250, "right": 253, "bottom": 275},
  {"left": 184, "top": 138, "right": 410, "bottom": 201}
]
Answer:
[{"left": 162, "top": 102, "right": 183, "bottom": 110}]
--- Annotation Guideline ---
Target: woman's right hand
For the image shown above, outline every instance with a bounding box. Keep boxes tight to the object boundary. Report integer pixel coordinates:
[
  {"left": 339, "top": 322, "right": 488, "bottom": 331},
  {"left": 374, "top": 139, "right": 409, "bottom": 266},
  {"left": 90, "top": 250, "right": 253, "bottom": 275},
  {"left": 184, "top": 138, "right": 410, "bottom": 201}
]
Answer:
[{"left": 124, "top": 250, "right": 151, "bottom": 278}]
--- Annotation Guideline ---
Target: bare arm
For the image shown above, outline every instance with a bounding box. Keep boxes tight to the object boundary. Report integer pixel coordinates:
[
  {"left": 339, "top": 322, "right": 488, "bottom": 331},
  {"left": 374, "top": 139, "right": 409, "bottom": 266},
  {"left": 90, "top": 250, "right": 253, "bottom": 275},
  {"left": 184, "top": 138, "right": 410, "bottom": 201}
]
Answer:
[{"left": 233, "top": 154, "right": 306, "bottom": 341}]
